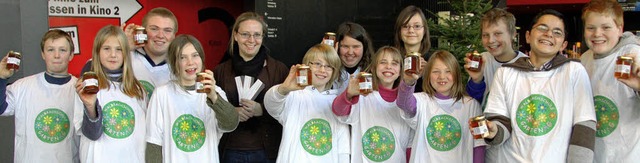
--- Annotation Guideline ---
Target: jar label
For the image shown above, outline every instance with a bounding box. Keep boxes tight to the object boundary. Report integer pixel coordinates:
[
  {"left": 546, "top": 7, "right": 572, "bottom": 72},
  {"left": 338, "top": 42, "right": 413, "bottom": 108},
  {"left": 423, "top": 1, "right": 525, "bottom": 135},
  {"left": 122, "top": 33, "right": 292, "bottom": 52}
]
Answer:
[
  {"left": 403, "top": 57, "right": 412, "bottom": 70},
  {"left": 83, "top": 78, "right": 98, "bottom": 88},
  {"left": 8, "top": 57, "right": 20, "bottom": 65},
  {"left": 322, "top": 39, "right": 334, "bottom": 47},
  {"left": 196, "top": 81, "right": 205, "bottom": 90},
  {"left": 470, "top": 61, "right": 480, "bottom": 69},
  {"left": 359, "top": 81, "right": 372, "bottom": 89},
  {"left": 135, "top": 34, "right": 147, "bottom": 43},
  {"left": 471, "top": 125, "right": 488, "bottom": 136},
  {"left": 615, "top": 64, "right": 631, "bottom": 74}
]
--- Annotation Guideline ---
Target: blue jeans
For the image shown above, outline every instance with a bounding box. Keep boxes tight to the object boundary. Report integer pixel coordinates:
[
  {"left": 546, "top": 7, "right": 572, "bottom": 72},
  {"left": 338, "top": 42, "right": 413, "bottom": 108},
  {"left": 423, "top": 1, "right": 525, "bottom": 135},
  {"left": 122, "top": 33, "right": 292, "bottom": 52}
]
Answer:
[{"left": 221, "top": 149, "right": 276, "bottom": 163}]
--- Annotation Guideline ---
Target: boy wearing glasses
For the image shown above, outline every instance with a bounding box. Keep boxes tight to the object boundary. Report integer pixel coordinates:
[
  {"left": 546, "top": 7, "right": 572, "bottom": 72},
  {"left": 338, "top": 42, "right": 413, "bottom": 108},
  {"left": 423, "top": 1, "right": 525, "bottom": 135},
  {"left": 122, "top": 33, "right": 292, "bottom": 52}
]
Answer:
[
  {"left": 464, "top": 8, "right": 527, "bottom": 104},
  {"left": 482, "top": 9, "right": 596, "bottom": 162}
]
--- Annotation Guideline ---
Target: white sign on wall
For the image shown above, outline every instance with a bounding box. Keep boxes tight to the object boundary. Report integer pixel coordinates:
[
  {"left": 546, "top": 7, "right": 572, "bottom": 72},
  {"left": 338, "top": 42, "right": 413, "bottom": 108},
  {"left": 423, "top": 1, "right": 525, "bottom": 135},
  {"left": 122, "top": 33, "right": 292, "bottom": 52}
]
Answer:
[
  {"left": 50, "top": 26, "right": 80, "bottom": 54},
  {"left": 48, "top": 0, "right": 142, "bottom": 23}
]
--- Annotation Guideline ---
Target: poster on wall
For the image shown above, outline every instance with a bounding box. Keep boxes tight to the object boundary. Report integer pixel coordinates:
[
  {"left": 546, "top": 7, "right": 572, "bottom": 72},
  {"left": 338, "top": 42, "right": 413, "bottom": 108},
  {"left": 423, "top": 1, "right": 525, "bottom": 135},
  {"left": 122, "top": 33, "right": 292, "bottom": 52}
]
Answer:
[{"left": 48, "top": 0, "right": 244, "bottom": 76}]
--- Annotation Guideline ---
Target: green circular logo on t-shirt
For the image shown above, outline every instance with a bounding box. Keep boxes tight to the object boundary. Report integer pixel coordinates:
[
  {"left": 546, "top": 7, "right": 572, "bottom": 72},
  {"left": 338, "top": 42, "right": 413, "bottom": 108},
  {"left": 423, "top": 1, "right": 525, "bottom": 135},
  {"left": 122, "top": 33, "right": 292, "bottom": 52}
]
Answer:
[
  {"left": 516, "top": 94, "right": 557, "bottom": 136},
  {"left": 594, "top": 95, "right": 619, "bottom": 137},
  {"left": 102, "top": 101, "right": 135, "bottom": 139},
  {"left": 300, "top": 118, "right": 332, "bottom": 156},
  {"left": 426, "top": 114, "right": 461, "bottom": 151},
  {"left": 34, "top": 108, "right": 70, "bottom": 143},
  {"left": 172, "top": 114, "right": 206, "bottom": 152},
  {"left": 139, "top": 80, "right": 155, "bottom": 99},
  {"left": 362, "top": 126, "right": 395, "bottom": 162}
]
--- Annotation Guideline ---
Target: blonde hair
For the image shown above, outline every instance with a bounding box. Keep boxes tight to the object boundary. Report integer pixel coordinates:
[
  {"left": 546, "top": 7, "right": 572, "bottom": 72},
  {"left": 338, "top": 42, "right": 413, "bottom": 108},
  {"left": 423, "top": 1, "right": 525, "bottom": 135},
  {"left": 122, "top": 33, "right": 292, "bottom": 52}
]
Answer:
[
  {"left": 301, "top": 44, "right": 341, "bottom": 90},
  {"left": 228, "top": 12, "right": 267, "bottom": 56},
  {"left": 142, "top": 7, "right": 178, "bottom": 32},
  {"left": 91, "top": 25, "right": 144, "bottom": 99},
  {"left": 422, "top": 50, "right": 466, "bottom": 102},
  {"left": 367, "top": 46, "right": 403, "bottom": 90}
]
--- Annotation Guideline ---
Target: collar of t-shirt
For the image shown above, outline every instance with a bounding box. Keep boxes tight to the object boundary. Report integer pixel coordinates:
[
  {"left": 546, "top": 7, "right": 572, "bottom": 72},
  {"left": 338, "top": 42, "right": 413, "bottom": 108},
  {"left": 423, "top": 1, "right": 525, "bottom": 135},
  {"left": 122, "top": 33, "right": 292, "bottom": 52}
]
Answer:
[
  {"left": 378, "top": 84, "right": 397, "bottom": 102},
  {"left": 136, "top": 48, "right": 166, "bottom": 67},
  {"left": 502, "top": 54, "right": 577, "bottom": 72},
  {"left": 44, "top": 71, "right": 72, "bottom": 85},
  {"left": 105, "top": 68, "right": 123, "bottom": 82}
]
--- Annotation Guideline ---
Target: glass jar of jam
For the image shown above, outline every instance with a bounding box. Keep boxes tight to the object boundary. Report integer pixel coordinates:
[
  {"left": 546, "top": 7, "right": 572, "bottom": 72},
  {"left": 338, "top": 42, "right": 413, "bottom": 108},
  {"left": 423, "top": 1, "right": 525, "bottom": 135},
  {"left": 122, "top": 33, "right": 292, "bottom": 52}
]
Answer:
[
  {"left": 615, "top": 56, "right": 633, "bottom": 79},
  {"left": 196, "top": 72, "right": 211, "bottom": 93},
  {"left": 322, "top": 32, "right": 336, "bottom": 47},
  {"left": 469, "top": 115, "right": 489, "bottom": 139},
  {"left": 358, "top": 72, "right": 373, "bottom": 95},
  {"left": 134, "top": 27, "right": 147, "bottom": 45},
  {"left": 82, "top": 71, "right": 99, "bottom": 94},
  {"left": 467, "top": 51, "right": 482, "bottom": 72},
  {"left": 6, "top": 51, "right": 21, "bottom": 70},
  {"left": 404, "top": 52, "right": 420, "bottom": 74},
  {"left": 296, "top": 65, "right": 311, "bottom": 87}
]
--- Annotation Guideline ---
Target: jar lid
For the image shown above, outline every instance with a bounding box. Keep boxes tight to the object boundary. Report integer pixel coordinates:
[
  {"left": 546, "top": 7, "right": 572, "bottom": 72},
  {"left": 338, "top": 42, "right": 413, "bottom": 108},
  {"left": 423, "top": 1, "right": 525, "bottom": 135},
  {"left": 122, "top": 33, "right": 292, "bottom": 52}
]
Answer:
[
  {"left": 618, "top": 56, "right": 633, "bottom": 60},
  {"left": 472, "top": 51, "right": 481, "bottom": 56},
  {"left": 10, "top": 51, "right": 21, "bottom": 56},
  {"left": 407, "top": 52, "right": 420, "bottom": 57},
  {"left": 298, "top": 65, "right": 310, "bottom": 69},
  {"left": 325, "top": 32, "right": 336, "bottom": 36},
  {"left": 472, "top": 115, "right": 486, "bottom": 121},
  {"left": 83, "top": 71, "right": 96, "bottom": 75},
  {"left": 135, "top": 27, "right": 145, "bottom": 30},
  {"left": 197, "top": 72, "right": 207, "bottom": 76},
  {"left": 360, "top": 72, "right": 372, "bottom": 77}
]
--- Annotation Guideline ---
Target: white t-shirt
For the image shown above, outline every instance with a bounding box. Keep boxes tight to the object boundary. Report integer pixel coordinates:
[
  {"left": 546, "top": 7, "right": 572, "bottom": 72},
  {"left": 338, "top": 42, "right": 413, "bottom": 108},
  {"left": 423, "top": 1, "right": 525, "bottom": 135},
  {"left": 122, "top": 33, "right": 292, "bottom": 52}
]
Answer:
[
  {"left": 581, "top": 44, "right": 640, "bottom": 163},
  {"left": 3, "top": 72, "right": 79, "bottom": 163},
  {"left": 264, "top": 85, "right": 350, "bottom": 163},
  {"left": 479, "top": 51, "right": 527, "bottom": 101},
  {"left": 130, "top": 49, "right": 171, "bottom": 99},
  {"left": 336, "top": 91, "right": 412, "bottom": 163},
  {"left": 73, "top": 82, "right": 147, "bottom": 163},
  {"left": 146, "top": 82, "right": 231, "bottom": 163},
  {"left": 402, "top": 93, "right": 483, "bottom": 163},
  {"left": 484, "top": 61, "right": 596, "bottom": 162}
]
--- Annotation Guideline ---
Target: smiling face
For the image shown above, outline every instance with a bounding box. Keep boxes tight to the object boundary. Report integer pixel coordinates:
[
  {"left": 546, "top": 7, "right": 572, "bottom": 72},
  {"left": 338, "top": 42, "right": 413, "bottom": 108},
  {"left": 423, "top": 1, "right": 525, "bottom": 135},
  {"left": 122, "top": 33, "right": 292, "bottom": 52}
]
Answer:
[
  {"left": 401, "top": 14, "right": 425, "bottom": 48},
  {"left": 177, "top": 43, "right": 202, "bottom": 86},
  {"left": 429, "top": 58, "right": 454, "bottom": 96},
  {"left": 144, "top": 15, "right": 176, "bottom": 56},
  {"left": 234, "top": 19, "right": 264, "bottom": 61},
  {"left": 308, "top": 57, "right": 334, "bottom": 90},
  {"left": 375, "top": 52, "right": 401, "bottom": 89},
  {"left": 99, "top": 36, "right": 124, "bottom": 71},
  {"left": 583, "top": 12, "right": 623, "bottom": 56},
  {"left": 482, "top": 19, "right": 514, "bottom": 58},
  {"left": 338, "top": 36, "right": 364, "bottom": 68},
  {"left": 42, "top": 38, "right": 73, "bottom": 74},
  {"left": 526, "top": 15, "right": 567, "bottom": 58}
]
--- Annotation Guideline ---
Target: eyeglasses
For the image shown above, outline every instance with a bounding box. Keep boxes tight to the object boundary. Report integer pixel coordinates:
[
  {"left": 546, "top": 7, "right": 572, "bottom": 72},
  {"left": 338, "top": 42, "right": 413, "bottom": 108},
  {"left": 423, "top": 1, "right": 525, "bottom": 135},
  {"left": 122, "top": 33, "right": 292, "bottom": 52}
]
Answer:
[
  {"left": 402, "top": 24, "right": 424, "bottom": 30},
  {"left": 237, "top": 32, "right": 263, "bottom": 39},
  {"left": 308, "top": 61, "right": 333, "bottom": 72},
  {"left": 534, "top": 24, "right": 564, "bottom": 38}
]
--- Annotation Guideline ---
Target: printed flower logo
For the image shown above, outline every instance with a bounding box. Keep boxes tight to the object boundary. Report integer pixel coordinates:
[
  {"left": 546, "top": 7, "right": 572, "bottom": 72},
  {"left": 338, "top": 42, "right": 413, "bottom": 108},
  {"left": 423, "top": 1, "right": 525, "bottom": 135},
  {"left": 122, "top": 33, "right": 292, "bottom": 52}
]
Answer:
[
  {"left": 426, "top": 115, "right": 461, "bottom": 151},
  {"left": 593, "top": 95, "right": 619, "bottom": 137},
  {"left": 34, "top": 108, "right": 70, "bottom": 144},
  {"left": 300, "top": 119, "right": 332, "bottom": 156},
  {"left": 172, "top": 114, "right": 206, "bottom": 152},
  {"left": 435, "top": 121, "right": 444, "bottom": 131},
  {"left": 310, "top": 126, "right": 320, "bottom": 135},
  {"left": 371, "top": 133, "right": 380, "bottom": 142},
  {"left": 362, "top": 126, "right": 396, "bottom": 162},
  {"left": 181, "top": 121, "right": 190, "bottom": 131},
  {"left": 102, "top": 101, "right": 135, "bottom": 139},
  {"left": 44, "top": 116, "right": 53, "bottom": 125},
  {"left": 516, "top": 94, "right": 557, "bottom": 136}
]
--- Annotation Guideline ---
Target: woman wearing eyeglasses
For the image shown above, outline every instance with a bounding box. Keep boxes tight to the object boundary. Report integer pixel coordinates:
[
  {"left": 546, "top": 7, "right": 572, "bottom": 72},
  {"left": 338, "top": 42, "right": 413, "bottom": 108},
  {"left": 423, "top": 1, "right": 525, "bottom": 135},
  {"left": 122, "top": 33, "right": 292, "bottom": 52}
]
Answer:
[
  {"left": 393, "top": 5, "right": 430, "bottom": 93},
  {"left": 264, "top": 44, "right": 350, "bottom": 162},
  {"left": 214, "top": 12, "right": 289, "bottom": 163}
]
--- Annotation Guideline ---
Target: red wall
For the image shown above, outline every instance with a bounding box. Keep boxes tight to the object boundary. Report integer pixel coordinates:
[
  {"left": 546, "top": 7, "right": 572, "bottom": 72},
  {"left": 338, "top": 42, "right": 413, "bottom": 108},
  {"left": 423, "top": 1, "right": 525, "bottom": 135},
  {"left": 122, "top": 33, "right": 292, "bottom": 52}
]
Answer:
[{"left": 49, "top": 0, "right": 244, "bottom": 76}]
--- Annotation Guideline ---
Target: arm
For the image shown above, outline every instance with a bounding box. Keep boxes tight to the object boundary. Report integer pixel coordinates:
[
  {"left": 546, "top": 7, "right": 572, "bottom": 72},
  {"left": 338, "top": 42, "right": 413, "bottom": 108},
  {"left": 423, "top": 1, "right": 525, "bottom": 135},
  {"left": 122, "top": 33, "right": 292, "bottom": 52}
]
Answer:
[
  {"left": 145, "top": 143, "right": 163, "bottom": 163},
  {"left": 466, "top": 78, "right": 486, "bottom": 103},
  {"left": 567, "top": 121, "right": 596, "bottom": 163},
  {"left": 396, "top": 80, "right": 417, "bottom": 117},
  {"left": 0, "top": 54, "right": 16, "bottom": 115},
  {"left": 331, "top": 78, "right": 360, "bottom": 116},
  {"left": 81, "top": 100, "right": 103, "bottom": 140},
  {"left": 473, "top": 146, "right": 486, "bottom": 163},
  {"left": 207, "top": 93, "right": 239, "bottom": 132}
]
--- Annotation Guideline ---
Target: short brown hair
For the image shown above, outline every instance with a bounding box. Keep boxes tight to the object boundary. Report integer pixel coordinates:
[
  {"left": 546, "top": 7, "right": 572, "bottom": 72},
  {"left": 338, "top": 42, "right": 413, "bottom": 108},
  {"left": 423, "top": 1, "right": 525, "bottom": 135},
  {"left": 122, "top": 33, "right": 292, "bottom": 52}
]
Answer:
[
  {"left": 41, "top": 29, "right": 74, "bottom": 53},
  {"left": 481, "top": 8, "right": 517, "bottom": 36},
  {"left": 142, "top": 7, "right": 178, "bottom": 32},
  {"left": 582, "top": 0, "right": 624, "bottom": 27},
  {"left": 167, "top": 35, "right": 206, "bottom": 79}
]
